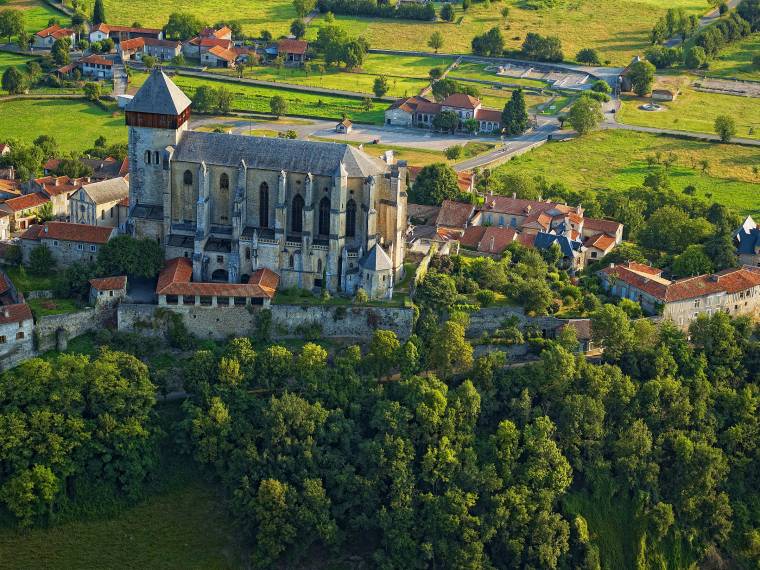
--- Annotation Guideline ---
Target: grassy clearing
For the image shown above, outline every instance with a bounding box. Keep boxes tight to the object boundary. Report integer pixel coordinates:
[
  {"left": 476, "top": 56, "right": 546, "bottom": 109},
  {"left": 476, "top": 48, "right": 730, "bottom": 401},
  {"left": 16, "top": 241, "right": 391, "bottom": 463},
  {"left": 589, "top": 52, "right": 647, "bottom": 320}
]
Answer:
[
  {"left": 4, "top": 0, "right": 62, "bottom": 36},
  {"left": 27, "top": 297, "right": 79, "bottom": 317},
  {"left": 707, "top": 33, "right": 760, "bottom": 81},
  {"left": 450, "top": 61, "right": 549, "bottom": 89},
  {"left": 477, "top": 86, "right": 549, "bottom": 111},
  {"left": 492, "top": 129, "right": 760, "bottom": 216},
  {"left": 618, "top": 83, "right": 760, "bottom": 139},
  {"left": 5, "top": 266, "right": 57, "bottom": 292},
  {"left": 308, "top": 0, "right": 706, "bottom": 66},
  {"left": 102, "top": 0, "right": 296, "bottom": 39},
  {"left": 0, "top": 52, "right": 34, "bottom": 76},
  {"left": 0, "top": 99, "right": 126, "bottom": 152},
  {"left": 130, "top": 72, "right": 387, "bottom": 124}
]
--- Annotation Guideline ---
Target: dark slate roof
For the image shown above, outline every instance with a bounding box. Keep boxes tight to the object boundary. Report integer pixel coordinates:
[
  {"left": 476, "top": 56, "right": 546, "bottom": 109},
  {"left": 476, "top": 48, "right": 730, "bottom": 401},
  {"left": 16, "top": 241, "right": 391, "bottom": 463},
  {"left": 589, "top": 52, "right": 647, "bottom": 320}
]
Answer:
[
  {"left": 737, "top": 228, "right": 760, "bottom": 254},
  {"left": 174, "top": 131, "right": 389, "bottom": 177},
  {"left": 360, "top": 244, "right": 393, "bottom": 271},
  {"left": 126, "top": 68, "right": 191, "bottom": 115},
  {"left": 533, "top": 232, "right": 582, "bottom": 258}
]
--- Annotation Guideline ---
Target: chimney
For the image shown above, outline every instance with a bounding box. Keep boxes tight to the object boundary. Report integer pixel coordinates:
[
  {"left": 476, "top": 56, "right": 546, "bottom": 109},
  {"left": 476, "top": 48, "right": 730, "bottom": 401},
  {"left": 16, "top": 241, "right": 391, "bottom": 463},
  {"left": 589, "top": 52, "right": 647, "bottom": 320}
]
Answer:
[
  {"left": 490, "top": 235, "right": 495, "bottom": 252},
  {"left": 610, "top": 263, "right": 615, "bottom": 268},
  {"left": 512, "top": 192, "right": 516, "bottom": 199}
]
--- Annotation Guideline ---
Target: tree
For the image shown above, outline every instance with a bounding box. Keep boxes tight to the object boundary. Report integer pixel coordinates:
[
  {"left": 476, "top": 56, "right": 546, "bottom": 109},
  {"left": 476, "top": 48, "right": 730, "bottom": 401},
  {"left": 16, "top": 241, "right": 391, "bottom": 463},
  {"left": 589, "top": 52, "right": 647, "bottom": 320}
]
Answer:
[
  {"left": 501, "top": 88, "right": 529, "bottom": 135},
  {"left": 627, "top": 59, "right": 656, "bottom": 96},
  {"left": 415, "top": 271, "right": 458, "bottom": 310},
  {"left": 684, "top": 46, "right": 707, "bottom": 69},
  {"left": 440, "top": 3, "right": 454, "bottom": 22},
  {"left": 410, "top": 163, "right": 460, "bottom": 205},
  {"left": 365, "top": 330, "right": 400, "bottom": 378},
  {"left": 260, "top": 29, "right": 272, "bottom": 42},
  {"left": 270, "top": 95, "right": 287, "bottom": 117},
  {"left": 672, "top": 244, "right": 713, "bottom": 277},
  {"left": 293, "top": 0, "right": 316, "bottom": 18},
  {"left": 83, "top": 82, "right": 101, "bottom": 102},
  {"left": 429, "top": 320, "right": 473, "bottom": 377},
  {"left": 28, "top": 245, "right": 55, "bottom": 276},
  {"left": 92, "top": 0, "right": 106, "bottom": 25},
  {"left": 704, "top": 232, "right": 738, "bottom": 271},
  {"left": 2, "top": 67, "right": 25, "bottom": 95},
  {"left": 567, "top": 95, "right": 603, "bottom": 135},
  {"left": 500, "top": 6, "right": 510, "bottom": 25},
  {"left": 215, "top": 86, "right": 233, "bottom": 113},
  {"left": 165, "top": 12, "right": 203, "bottom": 40},
  {"left": 576, "top": 48, "right": 601, "bottom": 65},
  {"left": 1, "top": 465, "right": 58, "bottom": 528},
  {"left": 290, "top": 19, "right": 306, "bottom": 39},
  {"left": 429, "top": 67, "right": 443, "bottom": 82},
  {"left": 714, "top": 114, "right": 736, "bottom": 142},
  {"left": 17, "top": 30, "right": 29, "bottom": 51},
  {"left": 428, "top": 31, "right": 444, "bottom": 53},
  {"left": 96, "top": 235, "right": 164, "bottom": 278},
  {"left": 373, "top": 75, "right": 389, "bottom": 98},
  {"left": 472, "top": 27, "right": 505, "bottom": 57},
  {"left": 521, "top": 32, "right": 564, "bottom": 62},
  {"left": 0, "top": 9, "right": 24, "bottom": 44},
  {"left": 591, "top": 304, "right": 635, "bottom": 362},
  {"left": 192, "top": 85, "right": 219, "bottom": 112},
  {"left": 432, "top": 110, "right": 459, "bottom": 132},
  {"left": 141, "top": 55, "right": 157, "bottom": 69},
  {"left": 51, "top": 38, "right": 71, "bottom": 66}
]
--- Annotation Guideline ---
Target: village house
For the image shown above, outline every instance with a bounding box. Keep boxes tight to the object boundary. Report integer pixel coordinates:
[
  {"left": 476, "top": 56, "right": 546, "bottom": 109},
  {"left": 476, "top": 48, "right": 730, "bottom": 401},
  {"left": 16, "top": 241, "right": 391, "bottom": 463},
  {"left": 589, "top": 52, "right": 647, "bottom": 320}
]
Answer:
[
  {"left": 435, "top": 199, "right": 476, "bottom": 235},
  {"left": 0, "top": 192, "right": 50, "bottom": 232},
  {"left": 120, "top": 37, "right": 182, "bottom": 62},
  {"left": 68, "top": 177, "right": 129, "bottom": 228},
  {"left": 599, "top": 262, "right": 760, "bottom": 328},
  {"left": 43, "top": 156, "right": 128, "bottom": 181},
  {"left": 89, "top": 23, "right": 163, "bottom": 44},
  {"left": 276, "top": 39, "right": 308, "bottom": 65},
  {"left": 736, "top": 215, "right": 760, "bottom": 267},
  {"left": 335, "top": 118, "right": 353, "bottom": 133},
  {"left": 0, "top": 298, "right": 34, "bottom": 368},
  {"left": 32, "top": 24, "right": 76, "bottom": 49},
  {"left": 200, "top": 45, "right": 238, "bottom": 68},
  {"left": 79, "top": 54, "right": 114, "bottom": 79},
  {"left": 20, "top": 222, "right": 115, "bottom": 266},
  {"left": 183, "top": 26, "right": 233, "bottom": 59},
  {"left": 89, "top": 275, "right": 127, "bottom": 306},
  {"left": 460, "top": 225, "right": 518, "bottom": 255},
  {"left": 156, "top": 257, "right": 279, "bottom": 307},
  {"left": 0, "top": 144, "right": 10, "bottom": 157},
  {"left": 27, "top": 175, "right": 85, "bottom": 218},
  {"left": 385, "top": 93, "right": 503, "bottom": 133}
]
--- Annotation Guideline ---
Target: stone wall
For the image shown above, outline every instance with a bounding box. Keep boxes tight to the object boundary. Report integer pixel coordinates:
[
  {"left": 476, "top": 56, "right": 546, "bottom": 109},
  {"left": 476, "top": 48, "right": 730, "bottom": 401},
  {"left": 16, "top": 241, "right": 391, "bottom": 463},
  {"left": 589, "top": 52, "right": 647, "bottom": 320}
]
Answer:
[
  {"left": 466, "top": 306, "right": 574, "bottom": 338},
  {"left": 117, "top": 303, "right": 415, "bottom": 341},
  {"left": 36, "top": 306, "right": 116, "bottom": 352}
]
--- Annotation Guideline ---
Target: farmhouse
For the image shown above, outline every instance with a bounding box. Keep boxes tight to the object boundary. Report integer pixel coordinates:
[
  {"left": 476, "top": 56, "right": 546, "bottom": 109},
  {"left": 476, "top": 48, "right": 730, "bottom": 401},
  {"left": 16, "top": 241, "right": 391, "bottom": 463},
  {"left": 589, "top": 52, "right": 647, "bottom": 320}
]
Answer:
[
  {"left": 183, "top": 26, "right": 233, "bottom": 58},
  {"left": 276, "top": 39, "right": 308, "bottom": 65},
  {"left": 89, "top": 275, "right": 128, "bottom": 306},
  {"left": 20, "top": 222, "right": 115, "bottom": 266},
  {"left": 68, "top": 177, "right": 130, "bottom": 228},
  {"left": 32, "top": 24, "right": 76, "bottom": 49},
  {"left": 120, "top": 37, "right": 182, "bottom": 62},
  {"left": 79, "top": 54, "right": 114, "bottom": 79},
  {"left": 200, "top": 45, "right": 238, "bottom": 68},
  {"left": 0, "top": 297, "right": 34, "bottom": 367},
  {"left": 385, "top": 94, "right": 503, "bottom": 133},
  {"left": 28, "top": 175, "right": 86, "bottom": 218},
  {"left": 336, "top": 118, "right": 353, "bottom": 133},
  {"left": 89, "top": 23, "right": 163, "bottom": 44},
  {"left": 599, "top": 262, "right": 760, "bottom": 328},
  {"left": 0, "top": 192, "right": 50, "bottom": 232}
]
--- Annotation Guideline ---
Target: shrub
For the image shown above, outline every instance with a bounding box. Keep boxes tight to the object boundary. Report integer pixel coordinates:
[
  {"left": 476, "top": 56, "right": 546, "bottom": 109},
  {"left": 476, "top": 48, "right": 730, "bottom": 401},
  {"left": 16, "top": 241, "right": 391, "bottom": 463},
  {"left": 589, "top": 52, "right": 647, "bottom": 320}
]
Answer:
[
  {"left": 28, "top": 245, "right": 55, "bottom": 276},
  {"left": 476, "top": 289, "right": 497, "bottom": 307},
  {"left": 354, "top": 288, "right": 369, "bottom": 304}
]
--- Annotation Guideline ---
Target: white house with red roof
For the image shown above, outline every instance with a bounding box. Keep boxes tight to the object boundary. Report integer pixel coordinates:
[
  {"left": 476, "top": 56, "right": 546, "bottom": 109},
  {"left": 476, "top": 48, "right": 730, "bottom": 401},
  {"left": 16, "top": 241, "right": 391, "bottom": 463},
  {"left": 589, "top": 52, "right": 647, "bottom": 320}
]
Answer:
[
  {"left": 276, "top": 39, "right": 308, "bottom": 65},
  {"left": 89, "top": 23, "right": 163, "bottom": 44},
  {"left": 20, "top": 222, "right": 115, "bottom": 266},
  {"left": 33, "top": 24, "right": 76, "bottom": 49},
  {"left": 79, "top": 54, "right": 115, "bottom": 79},
  {"left": 384, "top": 93, "right": 502, "bottom": 133},
  {"left": 201, "top": 45, "right": 238, "bottom": 68},
  {"left": 599, "top": 262, "right": 760, "bottom": 327}
]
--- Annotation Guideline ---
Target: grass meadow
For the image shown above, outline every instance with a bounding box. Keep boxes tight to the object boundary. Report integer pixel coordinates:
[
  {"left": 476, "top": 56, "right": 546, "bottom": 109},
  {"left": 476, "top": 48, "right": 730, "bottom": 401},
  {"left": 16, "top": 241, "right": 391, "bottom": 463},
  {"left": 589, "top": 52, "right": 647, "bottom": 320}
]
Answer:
[
  {"left": 618, "top": 84, "right": 760, "bottom": 140},
  {"left": 0, "top": 99, "right": 126, "bottom": 152},
  {"left": 2, "top": 0, "right": 61, "bottom": 35},
  {"left": 492, "top": 129, "right": 760, "bottom": 217},
  {"left": 0, "top": 51, "right": 34, "bottom": 76},
  {"left": 707, "top": 34, "right": 760, "bottom": 81}
]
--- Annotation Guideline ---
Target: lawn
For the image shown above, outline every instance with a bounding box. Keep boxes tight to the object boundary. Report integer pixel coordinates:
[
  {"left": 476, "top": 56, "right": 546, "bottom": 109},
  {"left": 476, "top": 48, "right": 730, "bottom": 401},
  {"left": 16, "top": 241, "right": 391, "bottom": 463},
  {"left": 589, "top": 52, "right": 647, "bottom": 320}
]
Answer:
[
  {"left": 102, "top": 0, "right": 296, "bottom": 39},
  {"left": 3, "top": 0, "right": 62, "bottom": 36},
  {"left": 307, "top": 0, "right": 707, "bottom": 66},
  {"left": 477, "top": 86, "right": 549, "bottom": 112},
  {"left": 130, "top": 71, "right": 388, "bottom": 124},
  {"left": 5, "top": 266, "right": 57, "bottom": 292},
  {"left": 0, "top": 52, "right": 34, "bottom": 76},
  {"left": 707, "top": 33, "right": 760, "bottom": 81},
  {"left": 27, "top": 297, "right": 79, "bottom": 317},
  {"left": 449, "top": 61, "right": 550, "bottom": 89},
  {"left": 618, "top": 83, "right": 760, "bottom": 140},
  {"left": 0, "top": 99, "right": 126, "bottom": 152},
  {"left": 491, "top": 129, "right": 760, "bottom": 217}
]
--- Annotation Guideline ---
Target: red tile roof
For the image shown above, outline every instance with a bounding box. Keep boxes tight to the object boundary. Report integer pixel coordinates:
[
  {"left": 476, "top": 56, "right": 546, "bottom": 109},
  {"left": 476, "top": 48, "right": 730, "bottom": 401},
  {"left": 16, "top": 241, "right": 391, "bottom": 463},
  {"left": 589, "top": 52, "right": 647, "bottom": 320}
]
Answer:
[
  {"left": 36, "top": 24, "right": 74, "bottom": 39},
  {"left": 0, "top": 303, "right": 32, "bottom": 325},
  {"left": 517, "top": 232, "right": 537, "bottom": 248},
  {"left": 475, "top": 108, "right": 502, "bottom": 123},
  {"left": 22, "top": 222, "right": 114, "bottom": 245},
  {"left": 156, "top": 257, "right": 279, "bottom": 299},
  {"left": 415, "top": 101, "right": 442, "bottom": 114},
  {"left": 584, "top": 233, "right": 616, "bottom": 252},
  {"left": 459, "top": 225, "right": 487, "bottom": 249},
  {"left": 584, "top": 217, "right": 622, "bottom": 236},
  {"left": 199, "top": 37, "right": 234, "bottom": 49},
  {"left": 457, "top": 171, "right": 474, "bottom": 192},
  {"left": 207, "top": 45, "right": 237, "bottom": 63},
  {"left": 80, "top": 54, "right": 114, "bottom": 67},
  {"left": 2, "top": 192, "right": 49, "bottom": 213},
  {"left": 435, "top": 200, "right": 474, "bottom": 229},
  {"left": 480, "top": 195, "right": 558, "bottom": 217},
  {"left": 477, "top": 226, "right": 517, "bottom": 254},
  {"left": 277, "top": 39, "right": 308, "bottom": 55},
  {"left": 34, "top": 175, "right": 85, "bottom": 197},
  {"left": 89, "top": 275, "right": 127, "bottom": 291},
  {"left": 95, "top": 24, "right": 162, "bottom": 35},
  {"left": 119, "top": 37, "right": 145, "bottom": 50},
  {"left": 441, "top": 93, "right": 480, "bottom": 109}
]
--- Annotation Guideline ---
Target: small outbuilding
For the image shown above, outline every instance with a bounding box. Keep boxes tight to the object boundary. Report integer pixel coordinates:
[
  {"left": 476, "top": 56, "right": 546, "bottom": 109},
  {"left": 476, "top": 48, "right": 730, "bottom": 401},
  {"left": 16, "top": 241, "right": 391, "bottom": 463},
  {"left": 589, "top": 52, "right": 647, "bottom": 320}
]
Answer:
[
  {"left": 335, "top": 118, "right": 353, "bottom": 133},
  {"left": 89, "top": 275, "right": 127, "bottom": 305}
]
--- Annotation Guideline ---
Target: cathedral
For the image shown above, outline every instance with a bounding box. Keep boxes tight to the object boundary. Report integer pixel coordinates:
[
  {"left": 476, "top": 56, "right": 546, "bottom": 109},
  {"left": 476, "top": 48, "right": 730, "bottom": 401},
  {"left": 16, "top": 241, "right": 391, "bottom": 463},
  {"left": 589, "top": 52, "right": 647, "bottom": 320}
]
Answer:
[{"left": 125, "top": 68, "right": 407, "bottom": 299}]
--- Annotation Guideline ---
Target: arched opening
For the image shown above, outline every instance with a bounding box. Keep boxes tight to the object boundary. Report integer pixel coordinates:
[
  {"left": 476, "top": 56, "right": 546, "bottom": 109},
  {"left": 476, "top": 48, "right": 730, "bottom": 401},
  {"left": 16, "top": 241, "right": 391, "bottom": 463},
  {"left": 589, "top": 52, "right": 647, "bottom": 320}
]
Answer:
[
  {"left": 317, "top": 258, "right": 322, "bottom": 273},
  {"left": 211, "top": 269, "right": 228, "bottom": 282},
  {"left": 318, "top": 197, "right": 330, "bottom": 236},
  {"left": 219, "top": 173, "right": 229, "bottom": 190},
  {"left": 291, "top": 194, "right": 304, "bottom": 233},
  {"left": 153, "top": 150, "right": 159, "bottom": 165},
  {"left": 183, "top": 170, "right": 193, "bottom": 186},
  {"left": 259, "top": 182, "right": 269, "bottom": 228},
  {"left": 289, "top": 254, "right": 294, "bottom": 268},
  {"left": 144, "top": 150, "right": 151, "bottom": 165},
  {"left": 346, "top": 199, "right": 356, "bottom": 238},
  {"left": 245, "top": 247, "right": 251, "bottom": 260}
]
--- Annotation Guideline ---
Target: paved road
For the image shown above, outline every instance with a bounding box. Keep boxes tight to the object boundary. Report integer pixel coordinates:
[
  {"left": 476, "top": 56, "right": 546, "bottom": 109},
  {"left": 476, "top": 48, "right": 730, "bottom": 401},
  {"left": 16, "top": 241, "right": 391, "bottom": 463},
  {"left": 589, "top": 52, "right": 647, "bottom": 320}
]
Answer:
[
  {"left": 453, "top": 122, "right": 558, "bottom": 171},
  {"left": 603, "top": 119, "right": 760, "bottom": 146},
  {"left": 664, "top": 0, "right": 742, "bottom": 47}
]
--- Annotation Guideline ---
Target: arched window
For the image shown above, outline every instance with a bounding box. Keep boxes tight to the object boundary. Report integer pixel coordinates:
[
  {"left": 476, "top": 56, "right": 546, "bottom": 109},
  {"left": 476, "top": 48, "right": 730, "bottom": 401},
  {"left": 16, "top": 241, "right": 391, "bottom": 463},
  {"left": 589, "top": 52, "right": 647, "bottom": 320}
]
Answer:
[
  {"left": 259, "top": 182, "right": 269, "bottom": 228},
  {"left": 318, "top": 197, "right": 330, "bottom": 236},
  {"left": 183, "top": 170, "right": 193, "bottom": 186},
  {"left": 219, "top": 173, "right": 229, "bottom": 190},
  {"left": 291, "top": 194, "right": 304, "bottom": 233},
  {"left": 144, "top": 150, "right": 151, "bottom": 165},
  {"left": 346, "top": 199, "right": 356, "bottom": 238},
  {"left": 153, "top": 151, "right": 159, "bottom": 165},
  {"left": 317, "top": 258, "right": 322, "bottom": 273},
  {"left": 245, "top": 247, "right": 251, "bottom": 260},
  {"left": 289, "top": 255, "right": 294, "bottom": 268}
]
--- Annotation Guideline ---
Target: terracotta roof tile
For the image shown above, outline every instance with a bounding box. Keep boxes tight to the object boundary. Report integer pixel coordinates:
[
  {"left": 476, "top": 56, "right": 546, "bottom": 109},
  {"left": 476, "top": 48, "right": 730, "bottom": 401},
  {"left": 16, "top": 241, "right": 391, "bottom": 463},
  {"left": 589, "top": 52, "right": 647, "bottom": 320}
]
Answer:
[
  {"left": 584, "top": 233, "right": 616, "bottom": 252},
  {"left": 207, "top": 45, "right": 237, "bottom": 62},
  {"left": 474, "top": 108, "right": 502, "bottom": 122},
  {"left": 435, "top": 200, "right": 474, "bottom": 229},
  {"left": 277, "top": 39, "right": 308, "bottom": 54},
  {"left": 0, "top": 303, "right": 32, "bottom": 325},
  {"left": 89, "top": 276, "right": 127, "bottom": 291},
  {"left": 80, "top": 54, "right": 114, "bottom": 67},
  {"left": 584, "top": 217, "right": 622, "bottom": 235},
  {"left": 2, "top": 192, "right": 49, "bottom": 212},
  {"left": 22, "top": 222, "right": 114, "bottom": 244},
  {"left": 156, "top": 258, "right": 279, "bottom": 299},
  {"left": 441, "top": 93, "right": 480, "bottom": 109},
  {"left": 459, "top": 225, "right": 487, "bottom": 249},
  {"left": 477, "top": 226, "right": 517, "bottom": 254}
]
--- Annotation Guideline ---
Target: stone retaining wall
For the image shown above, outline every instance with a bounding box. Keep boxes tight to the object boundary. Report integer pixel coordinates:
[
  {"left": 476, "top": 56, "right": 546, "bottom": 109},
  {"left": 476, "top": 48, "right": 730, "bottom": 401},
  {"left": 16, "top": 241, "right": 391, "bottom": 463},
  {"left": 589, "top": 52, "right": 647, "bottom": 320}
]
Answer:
[{"left": 36, "top": 306, "right": 115, "bottom": 352}]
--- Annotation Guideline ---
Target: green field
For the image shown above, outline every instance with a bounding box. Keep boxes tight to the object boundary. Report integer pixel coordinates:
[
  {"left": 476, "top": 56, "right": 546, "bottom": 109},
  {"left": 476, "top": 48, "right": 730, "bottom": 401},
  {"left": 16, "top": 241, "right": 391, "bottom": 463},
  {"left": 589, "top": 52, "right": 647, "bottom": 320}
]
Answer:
[
  {"left": 3, "top": 0, "right": 62, "bottom": 36},
  {"left": 492, "top": 129, "right": 760, "bottom": 216},
  {"left": 618, "top": 84, "right": 760, "bottom": 140},
  {"left": 0, "top": 99, "right": 126, "bottom": 152},
  {"left": 707, "top": 33, "right": 760, "bottom": 81},
  {"left": 130, "top": 71, "right": 388, "bottom": 123},
  {"left": 307, "top": 0, "right": 707, "bottom": 66},
  {"left": 449, "top": 61, "right": 550, "bottom": 89},
  {"left": 0, "top": 51, "right": 34, "bottom": 77}
]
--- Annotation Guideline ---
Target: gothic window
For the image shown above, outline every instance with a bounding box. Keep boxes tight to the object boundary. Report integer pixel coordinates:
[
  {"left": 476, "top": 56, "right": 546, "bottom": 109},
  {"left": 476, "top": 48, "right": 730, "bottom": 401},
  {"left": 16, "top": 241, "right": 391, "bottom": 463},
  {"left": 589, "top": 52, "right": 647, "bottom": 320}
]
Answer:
[
  {"left": 183, "top": 170, "right": 193, "bottom": 186},
  {"left": 292, "top": 194, "right": 304, "bottom": 233},
  {"left": 346, "top": 199, "right": 356, "bottom": 238},
  {"left": 245, "top": 247, "right": 251, "bottom": 260},
  {"left": 317, "top": 258, "right": 322, "bottom": 273},
  {"left": 144, "top": 150, "right": 151, "bottom": 164},
  {"left": 220, "top": 173, "right": 229, "bottom": 190},
  {"left": 153, "top": 151, "right": 159, "bottom": 164},
  {"left": 259, "top": 183, "right": 269, "bottom": 228},
  {"left": 289, "top": 254, "right": 294, "bottom": 268},
  {"left": 318, "top": 197, "right": 330, "bottom": 236}
]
